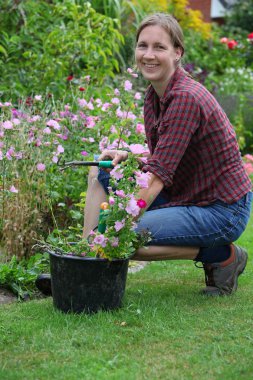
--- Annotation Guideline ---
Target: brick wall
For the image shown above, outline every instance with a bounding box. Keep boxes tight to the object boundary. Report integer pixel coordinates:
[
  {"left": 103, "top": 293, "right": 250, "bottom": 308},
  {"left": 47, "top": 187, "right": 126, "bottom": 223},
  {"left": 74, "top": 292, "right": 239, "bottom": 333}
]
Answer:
[{"left": 188, "top": 0, "right": 212, "bottom": 22}]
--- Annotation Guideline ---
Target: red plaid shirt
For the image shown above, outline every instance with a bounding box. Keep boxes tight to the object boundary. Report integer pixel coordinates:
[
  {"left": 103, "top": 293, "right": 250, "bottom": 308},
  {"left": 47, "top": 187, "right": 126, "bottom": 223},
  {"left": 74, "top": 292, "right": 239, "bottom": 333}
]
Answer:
[{"left": 143, "top": 68, "right": 252, "bottom": 206}]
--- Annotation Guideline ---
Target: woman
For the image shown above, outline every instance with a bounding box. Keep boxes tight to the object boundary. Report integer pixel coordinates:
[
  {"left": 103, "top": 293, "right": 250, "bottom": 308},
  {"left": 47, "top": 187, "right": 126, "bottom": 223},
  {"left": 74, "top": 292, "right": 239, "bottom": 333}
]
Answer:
[
  {"left": 82, "top": 13, "right": 252, "bottom": 297},
  {"left": 37, "top": 13, "right": 252, "bottom": 297}
]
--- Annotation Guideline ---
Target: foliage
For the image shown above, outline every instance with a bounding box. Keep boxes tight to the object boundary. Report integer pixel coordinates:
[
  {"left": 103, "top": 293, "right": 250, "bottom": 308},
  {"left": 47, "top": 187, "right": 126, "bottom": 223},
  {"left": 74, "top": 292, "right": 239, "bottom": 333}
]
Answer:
[
  {"left": 224, "top": 0, "right": 253, "bottom": 34},
  {"left": 0, "top": 253, "right": 49, "bottom": 299},
  {"left": 0, "top": 0, "right": 123, "bottom": 99},
  {"left": 0, "top": 69, "right": 146, "bottom": 259}
]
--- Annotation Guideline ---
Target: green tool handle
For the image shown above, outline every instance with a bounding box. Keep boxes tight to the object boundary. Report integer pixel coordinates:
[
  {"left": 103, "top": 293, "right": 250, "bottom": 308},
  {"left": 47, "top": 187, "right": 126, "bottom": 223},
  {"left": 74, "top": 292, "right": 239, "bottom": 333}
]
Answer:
[{"left": 98, "top": 161, "right": 113, "bottom": 168}]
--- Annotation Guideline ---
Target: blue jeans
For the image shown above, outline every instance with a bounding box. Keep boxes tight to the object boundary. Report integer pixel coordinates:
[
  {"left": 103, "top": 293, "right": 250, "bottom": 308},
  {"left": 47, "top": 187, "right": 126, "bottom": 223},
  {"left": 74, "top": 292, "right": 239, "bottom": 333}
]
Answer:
[{"left": 98, "top": 169, "right": 252, "bottom": 248}]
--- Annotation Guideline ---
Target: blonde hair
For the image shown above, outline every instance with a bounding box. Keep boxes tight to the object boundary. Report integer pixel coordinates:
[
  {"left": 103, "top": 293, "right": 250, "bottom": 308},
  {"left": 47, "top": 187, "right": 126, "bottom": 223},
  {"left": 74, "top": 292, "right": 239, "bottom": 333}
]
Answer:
[{"left": 136, "top": 13, "right": 185, "bottom": 58}]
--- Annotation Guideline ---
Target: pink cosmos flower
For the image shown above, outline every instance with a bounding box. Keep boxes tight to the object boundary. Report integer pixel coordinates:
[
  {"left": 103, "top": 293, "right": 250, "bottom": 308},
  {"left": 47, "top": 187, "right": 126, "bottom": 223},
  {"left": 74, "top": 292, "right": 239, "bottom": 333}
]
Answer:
[
  {"left": 10, "top": 185, "right": 18, "bottom": 193},
  {"left": 136, "top": 123, "right": 145, "bottom": 134},
  {"left": 135, "top": 171, "right": 150, "bottom": 188},
  {"left": 47, "top": 119, "right": 61, "bottom": 130},
  {"left": 101, "top": 102, "right": 111, "bottom": 111},
  {"left": 247, "top": 32, "right": 253, "bottom": 40},
  {"left": 52, "top": 156, "right": 58, "bottom": 163},
  {"left": 111, "top": 237, "right": 119, "bottom": 247},
  {"left": 244, "top": 163, "right": 253, "bottom": 175},
  {"left": 114, "top": 219, "right": 125, "bottom": 232},
  {"left": 124, "top": 80, "right": 132, "bottom": 91},
  {"left": 244, "top": 154, "right": 253, "bottom": 163},
  {"left": 12, "top": 118, "right": 20, "bottom": 125},
  {"left": 134, "top": 92, "right": 141, "bottom": 100},
  {"left": 127, "top": 68, "right": 138, "bottom": 78},
  {"left": 129, "top": 144, "right": 149, "bottom": 154},
  {"left": 81, "top": 151, "right": 88, "bottom": 156},
  {"left": 94, "top": 234, "right": 107, "bottom": 247},
  {"left": 34, "top": 95, "right": 42, "bottom": 101},
  {"left": 111, "top": 97, "right": 120, "bottom": 105},
  {"left": 109, "top": 196, "right": 115, "bottom": 205},
  {"left": 115, "top": 189, "right": 126, "bottom": 198},
  {"left": 114, "top": 88, "right": 120, "bottom": 96},
  {"left": 3, "top": 121, "right": 13, "bottom": 129},
  {"left": 86, "top": 116, "right": 96, "bottom": 128},
  {"left": 110, "top": 165, "right": 124, "bottom": 180},
  {"left": 126, "top": 197, "right": 140, "bottom": 217},
  {"left": 37, "top": 163, "right": 46, "bottom": 171},
  {"left": 57, "top": 145, "right": 64, "bottom": 154},
  {"left": 6, "top": 147, "right": 15, "bottom": 160},
  {"left": 78, "top": 98, "right": 87, "bottom": 108}
]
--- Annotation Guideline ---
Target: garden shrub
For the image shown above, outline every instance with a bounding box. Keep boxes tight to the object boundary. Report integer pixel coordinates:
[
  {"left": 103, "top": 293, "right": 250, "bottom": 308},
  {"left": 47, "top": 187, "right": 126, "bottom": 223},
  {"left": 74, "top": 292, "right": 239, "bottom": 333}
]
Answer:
[{"left": 0, "top": 0, "right": 123, "bottom": 100}]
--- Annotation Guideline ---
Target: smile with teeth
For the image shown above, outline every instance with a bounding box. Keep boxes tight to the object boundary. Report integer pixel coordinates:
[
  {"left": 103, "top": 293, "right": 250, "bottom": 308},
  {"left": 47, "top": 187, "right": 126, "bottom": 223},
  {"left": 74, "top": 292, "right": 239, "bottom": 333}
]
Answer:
[{"left": 143, "top": 63, "right": 159, "bottom": 68}]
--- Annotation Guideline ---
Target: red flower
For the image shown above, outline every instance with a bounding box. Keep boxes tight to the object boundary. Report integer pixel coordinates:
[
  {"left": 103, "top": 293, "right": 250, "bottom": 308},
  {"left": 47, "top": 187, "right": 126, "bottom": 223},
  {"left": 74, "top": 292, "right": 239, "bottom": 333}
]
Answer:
[
  {"left": 248, "top": 32, "right": 253, "bottom": 40},
  {"left": 67, "top": 75, "right": 74, "bottom": 81},
  {"left": 79, "top": 87, "right": 85, "bottom": 91},
  {"left": 137, "top": 199, "right": 147, "bottom": 209},
  {"left": 227, "top": 40, "right": 238, "bottom": 49}
]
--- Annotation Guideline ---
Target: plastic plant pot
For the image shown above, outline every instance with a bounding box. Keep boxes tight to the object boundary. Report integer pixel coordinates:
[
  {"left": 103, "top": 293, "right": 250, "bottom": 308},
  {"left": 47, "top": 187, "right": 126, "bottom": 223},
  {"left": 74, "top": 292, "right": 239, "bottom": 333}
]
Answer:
[{"left": 49, "top": 251, "right": 129, "bottom": 314}]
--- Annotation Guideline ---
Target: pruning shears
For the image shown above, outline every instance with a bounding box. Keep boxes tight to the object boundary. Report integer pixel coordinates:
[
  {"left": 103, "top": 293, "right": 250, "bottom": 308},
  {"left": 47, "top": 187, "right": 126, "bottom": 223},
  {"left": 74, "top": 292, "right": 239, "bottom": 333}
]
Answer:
[{"left": 58, "top": 160, "right": 114, "bottom": 171}]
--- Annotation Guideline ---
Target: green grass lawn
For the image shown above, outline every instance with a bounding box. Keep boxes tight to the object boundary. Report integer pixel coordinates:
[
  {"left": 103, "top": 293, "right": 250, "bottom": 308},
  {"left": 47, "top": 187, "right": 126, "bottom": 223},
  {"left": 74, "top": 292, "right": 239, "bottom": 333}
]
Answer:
[{"left": 1, "top": 213, "right": 253, "bottom": 380}]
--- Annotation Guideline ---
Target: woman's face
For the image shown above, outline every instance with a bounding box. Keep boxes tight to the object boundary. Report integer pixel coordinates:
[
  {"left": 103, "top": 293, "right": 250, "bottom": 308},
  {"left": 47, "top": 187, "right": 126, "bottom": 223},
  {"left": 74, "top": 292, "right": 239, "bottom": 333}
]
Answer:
[{"left": 135, "top": 25, "right": 181, "bottom": 94}]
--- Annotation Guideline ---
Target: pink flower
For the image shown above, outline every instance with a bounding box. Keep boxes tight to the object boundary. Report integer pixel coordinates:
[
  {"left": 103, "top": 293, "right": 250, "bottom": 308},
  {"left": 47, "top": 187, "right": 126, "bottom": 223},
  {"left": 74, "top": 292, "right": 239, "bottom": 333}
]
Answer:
[
  {"left": 220, "top": 37, "right": 228, "bottom": 44},
  {"left": 115, "top": 189, "right": 126, "bottom": 198},
  {"left": 126, "top": 198, "right": 140, "bottom": 217},
  {"left": 114, "top": 88, "right": 120, "bottom": 96},
  {"left": 102, "top": 102, "right": 111, "bottom": 112},
  {"left": 78, "top": 98, "right": 87, "bottom": 108},
  {"left": 111, "top": 237, "right": 119, "bottom": 247},
  {"left": 81, "top": 151, "right": 88, "bottom": 156},
  {"left": 6, "top": 147, "right": 15, "bottom": 160},
  {"left": 67, "top": 75, "right": 74, "bottom": 81},
  {"left": 135, "top": 171, "right": 150, "bottom": 188},
  {"left": 127, "top": 68, "right": 138, "bottom": 78},
  {"left": 12, "top": 118, "right": 20, "bottom": 125},
  {"left": 134, "top": 92, "right": 141, "bottom": 100},
  {"left": 34, "top": 95, "right": 42, "bottom": 101},
  {"left": 47, "top": 119, "right": 61, "bottom": 130},
  {"left": 244, "top": 163, "right": 253, "bottom": 175},
  {"left": 247, "top": 32, "right": 253, "bottom": 40},
  {"left": 94, "top": 234, "right": 107, "bottom": 247},
  {"left": 0, "top": 150, "right": 4, "bottom": 160},
  {"left": 109, "top": 196, "right": 115, "bottom": 205},
  {"left": 43, "top": 127, "right": 51, "bottom": 134},
  {"left": 244, "top": 154, "right": 253, "bottom": 163},
  {"left": 52, "top": 156, "right": 58, "bottom": 163},
  {"left": 137, "top": 199, "right": 147, "bottom": 208},
  {"left": 136, "top": 123, "right": 145, "bottom": 134},
  {"left": 129, "top": 144, "right": 149, "bottom": 154},
  {"left": 124, "top": 80, "right": 132, "bottom": 91},
  {"left": 37, "top": 163, "right": 46, "bottom": 172},
  {"left": 10, "top": 185, "right": 18, "bottom": 193},
  {"left": 114, "top": 219, "right": 125, "bottom": 232},
  {"left": 79, "top": 87, "right": 85, "bottom": 91},
  {"left": 57, "top": 145, "right": 64, "bottom": 154},
  {"left": 3, "top": 121, "right": 13, "bottom": 129},
  {"left": 110, "top": 165, "right": 124, "bottom": 180},
  {"left": 111, "top": 97, "right": 120, "bottom": 105}
]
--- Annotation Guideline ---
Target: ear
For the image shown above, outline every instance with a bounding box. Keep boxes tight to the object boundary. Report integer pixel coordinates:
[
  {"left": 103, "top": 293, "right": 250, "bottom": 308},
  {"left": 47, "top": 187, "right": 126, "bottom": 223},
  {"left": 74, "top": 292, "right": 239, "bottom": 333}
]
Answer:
[{"left": 175, "top": 47, "right": 183, "bottom": 60}]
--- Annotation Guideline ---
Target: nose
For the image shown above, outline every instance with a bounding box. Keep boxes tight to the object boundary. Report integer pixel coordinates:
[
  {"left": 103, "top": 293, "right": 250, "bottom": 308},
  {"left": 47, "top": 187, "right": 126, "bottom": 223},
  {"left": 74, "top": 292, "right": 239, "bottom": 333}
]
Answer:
[{"left": 143, "top": 48, "right": 155, "bottom": 59}]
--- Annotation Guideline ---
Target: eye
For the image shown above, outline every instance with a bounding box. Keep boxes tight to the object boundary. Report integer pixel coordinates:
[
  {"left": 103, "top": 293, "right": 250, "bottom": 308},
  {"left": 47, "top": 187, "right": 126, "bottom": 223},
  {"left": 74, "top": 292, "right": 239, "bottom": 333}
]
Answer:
[{"left": 136, "top": 42, "right": 146, "bottom": 49}]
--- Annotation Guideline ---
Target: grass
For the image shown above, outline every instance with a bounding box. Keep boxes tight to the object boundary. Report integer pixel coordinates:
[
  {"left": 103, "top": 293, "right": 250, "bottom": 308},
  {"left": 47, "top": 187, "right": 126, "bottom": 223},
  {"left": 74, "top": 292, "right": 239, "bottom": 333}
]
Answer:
[{"left": 0, "top": 213, "right": 253, "bottom": 380}]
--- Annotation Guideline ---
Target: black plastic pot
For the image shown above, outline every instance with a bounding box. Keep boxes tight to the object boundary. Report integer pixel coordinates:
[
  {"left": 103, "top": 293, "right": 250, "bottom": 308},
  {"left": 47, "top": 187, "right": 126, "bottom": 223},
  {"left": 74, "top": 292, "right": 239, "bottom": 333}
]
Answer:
[{"left": 49, "top": 251, "right": 129, "bottom": 314}]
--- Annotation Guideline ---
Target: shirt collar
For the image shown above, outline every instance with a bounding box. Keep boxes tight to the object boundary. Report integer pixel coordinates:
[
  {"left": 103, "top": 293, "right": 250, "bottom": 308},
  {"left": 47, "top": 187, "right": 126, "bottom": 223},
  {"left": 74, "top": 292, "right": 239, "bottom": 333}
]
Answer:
[{"left": 145, "top": 67, "right": 186, "bottom": 103}]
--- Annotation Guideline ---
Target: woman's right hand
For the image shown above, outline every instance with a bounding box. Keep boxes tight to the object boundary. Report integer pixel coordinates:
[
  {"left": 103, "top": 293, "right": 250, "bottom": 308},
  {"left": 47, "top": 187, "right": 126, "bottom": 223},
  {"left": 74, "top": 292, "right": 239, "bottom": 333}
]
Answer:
[{"left": 98, "top": 149, "right": 128, "bottom": 167}]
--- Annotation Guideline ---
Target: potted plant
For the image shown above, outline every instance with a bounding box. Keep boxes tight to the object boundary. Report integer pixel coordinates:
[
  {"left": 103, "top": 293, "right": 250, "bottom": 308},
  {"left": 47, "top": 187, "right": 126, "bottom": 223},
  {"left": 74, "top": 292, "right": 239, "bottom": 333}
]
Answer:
[{"left": 36, "top": 154, "right": 151, "bottom": 314}]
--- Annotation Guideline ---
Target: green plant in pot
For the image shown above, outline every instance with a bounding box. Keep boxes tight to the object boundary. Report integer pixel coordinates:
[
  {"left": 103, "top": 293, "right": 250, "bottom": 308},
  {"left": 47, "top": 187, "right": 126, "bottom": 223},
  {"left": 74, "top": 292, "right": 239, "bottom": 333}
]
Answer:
[{"left": 37, "top": 153, "right": 151, "bottom": 314}]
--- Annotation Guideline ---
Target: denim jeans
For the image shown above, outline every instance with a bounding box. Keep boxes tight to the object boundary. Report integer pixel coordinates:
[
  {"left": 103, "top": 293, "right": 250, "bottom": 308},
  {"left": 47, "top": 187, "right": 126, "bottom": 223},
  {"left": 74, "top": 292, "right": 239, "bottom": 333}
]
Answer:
[{"left": 98, "top": 168, "right": 252, "bottom": 248}]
